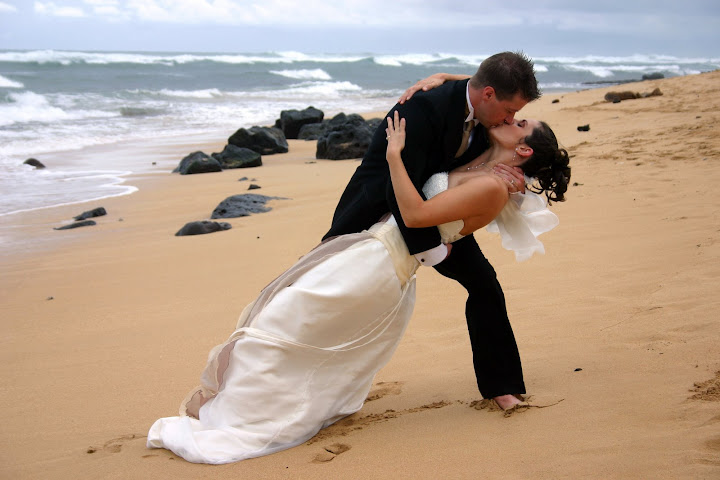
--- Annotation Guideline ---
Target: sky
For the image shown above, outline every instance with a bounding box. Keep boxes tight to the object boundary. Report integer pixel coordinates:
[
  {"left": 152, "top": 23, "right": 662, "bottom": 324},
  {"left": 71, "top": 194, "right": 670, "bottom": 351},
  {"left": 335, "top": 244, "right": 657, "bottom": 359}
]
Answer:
[{"left": 0, "top": 0, "right": 718, "bottom": 56}]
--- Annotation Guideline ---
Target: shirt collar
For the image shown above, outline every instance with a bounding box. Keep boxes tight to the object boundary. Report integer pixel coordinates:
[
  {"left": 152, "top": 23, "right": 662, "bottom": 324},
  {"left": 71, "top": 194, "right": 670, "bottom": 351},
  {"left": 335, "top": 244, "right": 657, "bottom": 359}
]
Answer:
[{"left": 465, "top": 82, "right": 479, "bottom": 125}]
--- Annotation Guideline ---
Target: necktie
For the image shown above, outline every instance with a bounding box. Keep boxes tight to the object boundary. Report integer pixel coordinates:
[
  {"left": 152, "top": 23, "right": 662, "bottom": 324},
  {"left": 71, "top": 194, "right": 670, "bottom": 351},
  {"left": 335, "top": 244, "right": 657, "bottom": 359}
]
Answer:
[{"left": 455, "top": 119, "right": 474, "bottom": 158}]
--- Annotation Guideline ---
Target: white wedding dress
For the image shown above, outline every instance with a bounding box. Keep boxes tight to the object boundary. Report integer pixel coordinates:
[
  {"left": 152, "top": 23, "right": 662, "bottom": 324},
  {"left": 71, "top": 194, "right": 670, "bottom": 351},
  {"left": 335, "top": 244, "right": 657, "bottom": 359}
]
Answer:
[{"left": 146, "top": 173, "right": 558, "bottom": 464}]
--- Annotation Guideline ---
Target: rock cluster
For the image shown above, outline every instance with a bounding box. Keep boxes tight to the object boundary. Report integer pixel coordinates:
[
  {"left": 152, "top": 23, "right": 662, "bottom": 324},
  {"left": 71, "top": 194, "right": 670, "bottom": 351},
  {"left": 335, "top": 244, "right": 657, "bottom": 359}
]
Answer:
[
  {"left": 173, "top": 126, "right": 287, "bottom": 175},
  {"left": 275, "top": 107, "right": 324, "bottom": 139},
  {"left": 315, "top": 113, "right": 382, "bottom": 160},
  {"left": 53, "top": 207, "right": 107, "bottom": 231},
  {"left": 169, "top": 105, "right": 381, "bottom": 235},
  {"left": 227, "top": 126, "right": 288, "bottom": 155}
]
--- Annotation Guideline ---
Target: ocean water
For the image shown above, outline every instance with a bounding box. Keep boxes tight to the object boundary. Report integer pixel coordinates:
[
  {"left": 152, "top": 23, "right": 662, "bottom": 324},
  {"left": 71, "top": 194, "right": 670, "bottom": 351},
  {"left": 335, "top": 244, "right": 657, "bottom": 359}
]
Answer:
[{"left": 1, "top": 50, "right": 717, "bottom": 218}]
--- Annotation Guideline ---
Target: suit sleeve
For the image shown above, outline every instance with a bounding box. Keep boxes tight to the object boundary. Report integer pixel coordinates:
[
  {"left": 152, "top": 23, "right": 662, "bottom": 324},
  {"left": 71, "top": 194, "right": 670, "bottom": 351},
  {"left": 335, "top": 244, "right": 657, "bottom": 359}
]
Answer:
[{"left": 383, "top": 99, "right": 444, "bottom": 255}]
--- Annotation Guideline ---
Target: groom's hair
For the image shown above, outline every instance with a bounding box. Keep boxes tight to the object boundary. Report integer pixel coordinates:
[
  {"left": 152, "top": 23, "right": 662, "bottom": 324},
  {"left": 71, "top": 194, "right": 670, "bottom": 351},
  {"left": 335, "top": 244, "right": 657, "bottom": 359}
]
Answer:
[{"left": 470, "top": 51, "right": 540, "bottom": 102}]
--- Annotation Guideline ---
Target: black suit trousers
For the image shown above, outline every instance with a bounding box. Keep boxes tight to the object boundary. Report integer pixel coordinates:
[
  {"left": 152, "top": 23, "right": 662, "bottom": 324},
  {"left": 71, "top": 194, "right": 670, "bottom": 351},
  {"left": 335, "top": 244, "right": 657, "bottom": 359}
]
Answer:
[{"left": 433, "top": 235, "right": 526, "bottom": 398}]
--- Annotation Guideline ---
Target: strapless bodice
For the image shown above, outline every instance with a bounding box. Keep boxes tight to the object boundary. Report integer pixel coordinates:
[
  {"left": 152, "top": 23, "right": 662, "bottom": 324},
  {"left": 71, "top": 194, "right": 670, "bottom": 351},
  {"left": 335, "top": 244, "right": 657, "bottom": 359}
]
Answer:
[{"left": 421, "top": 172, "right": 465, "bottom": 244}]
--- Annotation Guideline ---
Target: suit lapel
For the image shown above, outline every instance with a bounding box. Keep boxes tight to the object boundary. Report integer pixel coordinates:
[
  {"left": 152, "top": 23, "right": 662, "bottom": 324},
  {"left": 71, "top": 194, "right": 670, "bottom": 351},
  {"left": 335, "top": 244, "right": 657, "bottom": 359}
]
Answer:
[{"left": 437, "top": 80, "right": 473, "bottom": 172}]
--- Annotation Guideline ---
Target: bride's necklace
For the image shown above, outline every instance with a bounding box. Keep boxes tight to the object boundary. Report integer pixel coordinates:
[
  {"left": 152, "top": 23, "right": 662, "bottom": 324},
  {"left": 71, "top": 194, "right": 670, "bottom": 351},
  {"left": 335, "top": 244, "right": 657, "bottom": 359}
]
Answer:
[
  {"left": 465, "top": 151, "right": 517, "bottom": 172},
  {"left": 465, "top": 162, "right": 488, "bottom": 171}
]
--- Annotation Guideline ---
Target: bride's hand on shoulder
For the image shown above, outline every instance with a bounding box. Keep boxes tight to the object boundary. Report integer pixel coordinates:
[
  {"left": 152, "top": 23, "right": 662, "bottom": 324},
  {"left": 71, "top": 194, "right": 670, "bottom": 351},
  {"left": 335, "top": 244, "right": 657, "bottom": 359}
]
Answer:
[
  {"left": 385, "top": 111, "right": 406, "bottom": 159},
  {"left": 493, "top": 164, "right": 526, "bottom": 195},
  {"left": 398, "top": 73, "right": 472, "bottom": 104}
]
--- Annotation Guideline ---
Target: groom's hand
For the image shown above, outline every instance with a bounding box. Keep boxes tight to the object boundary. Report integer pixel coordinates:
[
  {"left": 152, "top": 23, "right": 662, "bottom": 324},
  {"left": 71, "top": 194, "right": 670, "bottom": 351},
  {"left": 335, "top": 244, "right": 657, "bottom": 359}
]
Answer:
[{"left": 493, "top": 165, "right": 526, "bottom": 194}]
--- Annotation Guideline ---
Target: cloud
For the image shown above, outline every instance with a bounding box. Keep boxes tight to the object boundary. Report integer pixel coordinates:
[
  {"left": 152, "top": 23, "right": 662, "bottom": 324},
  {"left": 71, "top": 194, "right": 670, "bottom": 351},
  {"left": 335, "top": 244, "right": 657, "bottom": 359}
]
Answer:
[
  {"left": 21, "top": 0, "right": 720, "bottom": 42},
  {"left": 0, "top": 1, "right": 17, "bottom": 13},
  {"left": 62, "top": 0, "right": 524, "bottom": 27},
  {"left": 35, "top": 1, "right": 86, "bottom": 17}
]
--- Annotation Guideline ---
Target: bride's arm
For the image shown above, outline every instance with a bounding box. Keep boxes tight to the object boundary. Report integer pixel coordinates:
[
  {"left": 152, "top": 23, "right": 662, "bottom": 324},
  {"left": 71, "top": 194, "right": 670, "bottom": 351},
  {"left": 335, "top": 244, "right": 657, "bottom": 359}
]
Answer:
[
  {"left": 398, "top": 73, "right": 471, "bottom": 104},
  {"left": 385, "top": 112, "right": 507, "bottom": 232}
]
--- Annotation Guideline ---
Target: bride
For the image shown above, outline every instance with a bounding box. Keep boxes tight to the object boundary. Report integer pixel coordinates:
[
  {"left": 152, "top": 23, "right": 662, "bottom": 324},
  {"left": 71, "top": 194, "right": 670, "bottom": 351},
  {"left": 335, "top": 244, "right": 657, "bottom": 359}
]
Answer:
[{"left": 147, "top": 112, "right": 570, "bottom": 464}]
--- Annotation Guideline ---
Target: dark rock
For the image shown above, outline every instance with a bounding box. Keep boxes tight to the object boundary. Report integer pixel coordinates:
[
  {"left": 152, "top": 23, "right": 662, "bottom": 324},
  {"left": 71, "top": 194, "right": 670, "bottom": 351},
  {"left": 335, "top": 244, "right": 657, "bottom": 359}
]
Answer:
[
  {"left": 175, "top": 220, "right": 232, "bottom": 236},
  {"left": 316, "top": 113, "right": 374, "bottom": 160},
  {"left": 605, "top": 87, "right": 663, "bottom": 103},
  {"left": 604, "top": 91, "right": 639, "bottom": 103},
  {"left": 74, "top": 207, "right": 107, "bottom": 221},
  {"left": 24, "top": 158, "right": 46, "bottom": 169},
  {"left": 640, "top": 87, "right": 663, "bottom": 98},
  {"left": 366, "top": 118, "right": 383, "bottom": 131},
  {"left": 577, "top": 125, "right": 590, "bottom": 132},
  {"left": 211, "top": 144, "right": 262, "bottom": 169},
  {"left": 211, "top": 194, "right": 286, "bottom": 219},
  {"left": 326, "top": 112, "right": 348, "bottom": 126},
  {"left": 298, "top": 122, "right": 327, "bottom": 140},
  {"left": 173, "top": 151, "right": 222, "bottom": 175},
  {"left": 279, "top": 107, "right": 324, "bottom": 139},
  {"left": 552, "top": 99, "right": 560, "bottom": 104},
  {"left": 228, "top": 126, "right": 288, "bottom": 155},
  {"left": 238, "top": 176, "right": 249, "bottom": 181},
  {"left": 328, "top": 112, "right": 366, "bottom": 127},
  {"left": 582, "top": 79, "right": 635, "bottom": 86},
  {"left": 641, "top": 72, "right": 664, "bottom": 81},
  {"left": 54, "top": 220, "right": 97, "bottom": 230},
  {"left": 248, "top": 184, "right": 261, "bottom": 190}
]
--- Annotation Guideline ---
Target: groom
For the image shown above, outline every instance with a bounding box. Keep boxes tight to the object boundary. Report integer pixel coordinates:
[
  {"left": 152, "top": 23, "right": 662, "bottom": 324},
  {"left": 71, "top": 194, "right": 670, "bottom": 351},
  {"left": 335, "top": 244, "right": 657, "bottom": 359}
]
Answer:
[{"left": 323, "top": 52, "right": 541, "bottom": 410}]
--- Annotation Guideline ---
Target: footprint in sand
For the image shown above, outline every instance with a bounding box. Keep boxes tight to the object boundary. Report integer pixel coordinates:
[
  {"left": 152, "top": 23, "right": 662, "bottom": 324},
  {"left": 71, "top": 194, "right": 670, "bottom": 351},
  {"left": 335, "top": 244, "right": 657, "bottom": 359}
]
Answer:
[
  {"left": 698, "top": 437, "right": 720, "bottom": 467},
  {"left": 365, "top": 381, "right": 404, "bottom": 402},
  {"left": 312, "top": 443, "right": 351, "bottom": 463},
  {"left": 86, "top": 433, "right": 146, "bottom": 455},
  {"left": 689, "top": 370, "right": 720, "bottom": 401},
  {"left": 309, "top": 399, "right": 454, "bottom": 446}
]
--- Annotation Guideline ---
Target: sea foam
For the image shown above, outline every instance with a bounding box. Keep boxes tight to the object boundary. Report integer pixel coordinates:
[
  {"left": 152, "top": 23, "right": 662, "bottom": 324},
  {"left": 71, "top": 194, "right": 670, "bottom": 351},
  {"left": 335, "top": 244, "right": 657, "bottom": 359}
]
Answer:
[
  {"left": 0, "top": 91, "right": 116, "bottom": 127},
  {"left": 0, "top": 74, "right": 23, "bottom": 88},
  {"left": 270, "top": 69, "right": 332, "bottom": 80}
]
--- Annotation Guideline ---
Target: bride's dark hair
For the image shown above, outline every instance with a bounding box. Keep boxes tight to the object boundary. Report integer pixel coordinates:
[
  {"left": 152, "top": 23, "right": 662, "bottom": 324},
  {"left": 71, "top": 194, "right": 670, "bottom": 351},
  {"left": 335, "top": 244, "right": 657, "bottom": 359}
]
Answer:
[{"left": 520, "top": 121, "right": 571, "bottom": 203}]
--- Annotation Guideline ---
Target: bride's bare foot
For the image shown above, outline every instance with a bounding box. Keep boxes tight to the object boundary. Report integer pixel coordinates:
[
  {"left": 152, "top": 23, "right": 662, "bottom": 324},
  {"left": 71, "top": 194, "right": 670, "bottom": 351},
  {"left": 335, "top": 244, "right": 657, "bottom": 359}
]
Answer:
[
  {"left": 493, "top": 394, "right": 524, "bottom": 410},
  {"left": 185, "top": 390, "right": 211, "bottom": 419}
]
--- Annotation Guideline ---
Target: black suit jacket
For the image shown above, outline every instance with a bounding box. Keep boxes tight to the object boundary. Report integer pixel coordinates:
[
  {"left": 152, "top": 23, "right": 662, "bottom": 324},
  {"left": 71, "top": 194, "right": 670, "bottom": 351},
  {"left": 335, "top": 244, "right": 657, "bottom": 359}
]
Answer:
[{"left": 323, "top": 79, "right": 489, "bottom": 254}]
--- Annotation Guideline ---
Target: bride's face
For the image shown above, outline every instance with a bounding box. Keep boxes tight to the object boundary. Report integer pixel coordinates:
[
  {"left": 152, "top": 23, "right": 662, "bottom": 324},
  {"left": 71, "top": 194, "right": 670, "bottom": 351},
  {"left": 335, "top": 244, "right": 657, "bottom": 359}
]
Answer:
[{"left": 489, "top": 119, "right": 541, "bottom": 148}]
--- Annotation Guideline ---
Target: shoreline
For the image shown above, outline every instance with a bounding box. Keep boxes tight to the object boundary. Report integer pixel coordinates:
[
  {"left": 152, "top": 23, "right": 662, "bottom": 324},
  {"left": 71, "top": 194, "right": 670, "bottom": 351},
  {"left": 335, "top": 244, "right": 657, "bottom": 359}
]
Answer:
[
  {"left": 2, "top": 71, "right": 719, "bottom": 478},
  {"left": 0, "top": 77, "right": 664, "bottom": 224},
  {"left": 0, "top": 100, "right": 398, "bottom": 256}
]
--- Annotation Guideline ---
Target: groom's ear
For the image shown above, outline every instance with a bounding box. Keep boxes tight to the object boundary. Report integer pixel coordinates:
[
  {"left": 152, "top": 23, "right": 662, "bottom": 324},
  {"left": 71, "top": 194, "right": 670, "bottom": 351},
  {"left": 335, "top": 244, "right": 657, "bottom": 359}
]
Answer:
[{"left": 481, "top": 86, "right": 496, "bottom": 101}]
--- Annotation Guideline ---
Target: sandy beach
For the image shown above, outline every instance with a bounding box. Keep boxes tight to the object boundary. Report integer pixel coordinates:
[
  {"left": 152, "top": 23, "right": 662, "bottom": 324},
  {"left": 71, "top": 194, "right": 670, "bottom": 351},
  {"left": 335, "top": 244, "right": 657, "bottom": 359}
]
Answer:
[{"left": 1, "top": 71, "right": 719, "bottom": 479}]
